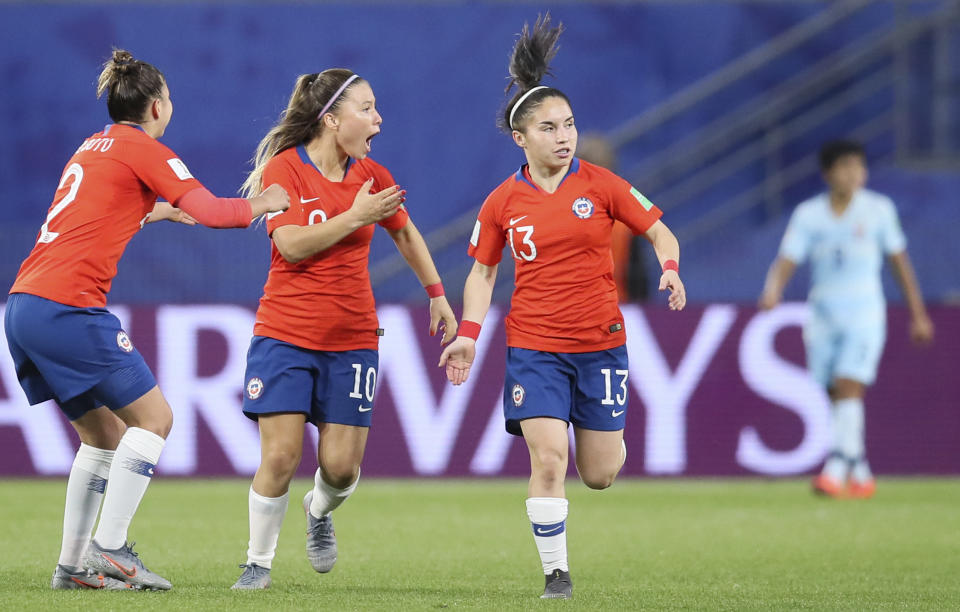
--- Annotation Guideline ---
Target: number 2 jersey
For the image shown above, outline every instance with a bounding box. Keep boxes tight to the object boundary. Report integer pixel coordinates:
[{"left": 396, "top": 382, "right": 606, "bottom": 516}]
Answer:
[
  {"left": 10, "top": 124, "right": 202, "bottom": 307},
  {"left": 469, "top": 158, "right": 662, "bottom": 353},
  {"left": 252, "top": 146, "right": 409, "bottom": 352}
]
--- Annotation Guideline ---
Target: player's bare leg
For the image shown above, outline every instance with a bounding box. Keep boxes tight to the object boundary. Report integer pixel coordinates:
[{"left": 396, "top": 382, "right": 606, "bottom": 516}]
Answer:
[
  {"left": 234, "top": 413, "right": 305, "bottom": 588},
  {"left": 816, "top": 378, "right": 871, "bottom": 498},
  {"left": 520, "top": 418, "right": 573, "bottom": 599},
  {"left": 52, "top": 407, "right": 126, "bottom": 589},
  {"left": 303, "top": 423, "right": 368, "bottom": 573},
  {"left": 84, "top": 386, "right": 173, "bottom": 590},
  {"left": 573, "top": 427, "right": 626, "bottom": 490}
]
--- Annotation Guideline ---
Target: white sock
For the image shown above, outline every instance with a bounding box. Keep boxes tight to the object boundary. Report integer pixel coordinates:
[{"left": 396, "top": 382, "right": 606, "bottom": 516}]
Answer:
[
  {"left": 93, "top": 427, "right": 164, "bottom": 550},
  {"left": 58, "top": 444, "right": 114, "bottom": 570},
  {"left": 246, "top": 488, "right": 289, "bottom": 569},
  {"left": 309, "top": 468, "right": 359, "bottom": 518},
  {"left": 526, "top": 497, "right": 569, "bottom": 574},
  {"left": 834, "top": 397, "right": 872, "bottom": 482}
]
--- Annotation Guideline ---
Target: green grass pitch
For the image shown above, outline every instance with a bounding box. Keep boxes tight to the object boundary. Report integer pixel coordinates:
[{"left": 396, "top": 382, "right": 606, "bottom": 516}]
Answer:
[{"left": 1, "top": 478, "right": 958, "bottom": 610}]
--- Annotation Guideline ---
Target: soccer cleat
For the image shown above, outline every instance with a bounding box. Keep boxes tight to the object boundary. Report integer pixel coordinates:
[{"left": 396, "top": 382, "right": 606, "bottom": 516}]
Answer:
[
  {"left": 847, "top": 478, "right": 876, "bottom": 499},
  {"left": 303, "top": 490, "right": 337, "bottom": 573},
  {"left": 50, "top": 564, "right": 134, "bottom": 590},
  {"left": 83, "top": 540, "right": 172, "bottom": 590},
  {"left": 811, "top": 474, "right": 845, "bottom": 498},
  {"left": 541, "top": 568, "right": 573, "bottom": 599},
  {"left": 231, "top": 563, "right": 271, "bottom": 590}
]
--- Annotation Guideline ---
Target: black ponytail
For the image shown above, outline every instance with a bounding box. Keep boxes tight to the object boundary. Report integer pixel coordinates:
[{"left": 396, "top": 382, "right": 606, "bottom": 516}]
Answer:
[{"left": 499, "top": 13, "right": 569, "bottom": 133}]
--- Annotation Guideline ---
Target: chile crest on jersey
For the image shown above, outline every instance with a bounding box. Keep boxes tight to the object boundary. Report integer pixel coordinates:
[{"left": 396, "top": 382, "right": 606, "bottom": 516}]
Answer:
[{"left": 572, "top": 196, "right": 595, "bottom": 219}]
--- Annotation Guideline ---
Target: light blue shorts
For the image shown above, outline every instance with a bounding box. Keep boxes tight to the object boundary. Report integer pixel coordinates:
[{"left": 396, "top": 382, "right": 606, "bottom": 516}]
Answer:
[{"left": 803, "top": 309, "right": 886, "bottom": 387}]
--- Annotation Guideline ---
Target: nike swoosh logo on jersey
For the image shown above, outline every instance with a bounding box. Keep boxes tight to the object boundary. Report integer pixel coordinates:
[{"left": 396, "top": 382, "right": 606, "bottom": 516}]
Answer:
[
  {"left": 535, "top": 525, "right": 563, "bottom": 535},
  {"left": 611, "top": 409, "right": 625, "bottom": 418},
  {"left": 358, "top": 406, "right": 372, "bottom": 412},
  {"left": 104, "top": 555, "right": 137, "bottom": 578},
  {"left": 508, "top": 215, "right": 528, "bottom": 225},
  {"left": 300, "top": 196, "right": 321, "bottom": 203}
]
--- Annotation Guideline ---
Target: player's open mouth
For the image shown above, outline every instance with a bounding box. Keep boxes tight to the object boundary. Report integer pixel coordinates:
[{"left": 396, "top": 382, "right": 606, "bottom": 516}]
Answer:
[
  {"left": 555, "top": 148, "right": 571, "bottom": 157},
  {"left": 365, "top": 133, "right": 377, "bottom": 152}
]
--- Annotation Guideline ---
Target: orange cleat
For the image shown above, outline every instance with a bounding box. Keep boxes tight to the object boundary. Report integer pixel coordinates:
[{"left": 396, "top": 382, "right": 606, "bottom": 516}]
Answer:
[
  {"left": 847, "top": 478, "right": 876, "bottom": 499},
  {"left": 811, "top": 474, "right": 845, "bottom": 498}
]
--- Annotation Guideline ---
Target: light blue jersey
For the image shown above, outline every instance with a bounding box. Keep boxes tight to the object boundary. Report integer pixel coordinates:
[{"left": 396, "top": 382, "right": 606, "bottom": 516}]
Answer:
[{"left": 779, "top": 188, "right": 906, "bottom": 386}]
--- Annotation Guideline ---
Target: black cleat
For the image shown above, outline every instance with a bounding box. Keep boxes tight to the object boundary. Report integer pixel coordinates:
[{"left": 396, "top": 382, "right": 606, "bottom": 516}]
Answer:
[{"left": 541, "top": 568, "right": 573, "bottom": 599}]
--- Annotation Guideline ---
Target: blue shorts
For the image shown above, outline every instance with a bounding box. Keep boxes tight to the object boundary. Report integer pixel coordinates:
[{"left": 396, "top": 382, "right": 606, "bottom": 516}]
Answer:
[
  {"left": 242, "top": 336, "right": 379, "bottom": 428},
  {"left": 804, "top": 311, "right": 886, "bottom": 387},
  {"left": 503, "top": 345, "right": 629, "bottom": 436},
  {"left": 3, "top": 293, "right": 157, "bottom": 421}
]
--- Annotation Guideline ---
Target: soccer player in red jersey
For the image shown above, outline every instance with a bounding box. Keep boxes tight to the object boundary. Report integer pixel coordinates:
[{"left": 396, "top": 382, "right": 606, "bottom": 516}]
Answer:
[
  {"left": 438, "top": 16, "right": 686, "bottom": 599},
  {"left": 4, "top": 50, "right": 289, "bottom": 591},
  {"left": 232, "top": 69, "right": 457, "bottom": 590}
]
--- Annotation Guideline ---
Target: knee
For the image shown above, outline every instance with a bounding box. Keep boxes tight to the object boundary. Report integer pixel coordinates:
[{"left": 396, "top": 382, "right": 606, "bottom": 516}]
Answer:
[
  {"left": 531, "top": 449, "right": 567, "bottom": 488},
  {"left": 125, "top": 405, "right": 173, "bottom": 439},
  {"left": 320, "top": 461, "right": 359, "bottom": 489},
  {"left": 261, "top": 445, "right": 302, "bottom": 481},
  {"left": 580, "top": 469, "right": 616, "bottom": 490},
  {"left": 577, "top": 458, "right": 619, "bottom": 490}
]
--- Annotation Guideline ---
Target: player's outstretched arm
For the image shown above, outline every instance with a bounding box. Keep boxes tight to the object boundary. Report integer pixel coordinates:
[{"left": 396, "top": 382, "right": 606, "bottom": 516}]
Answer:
[
  {"left": 144, "top": 200, "right": 197, "bottom": 226},
  {"left": 643, "top": 220, "right": 686, "bottom": 311},
  {"left": 171, "top": 184, "right": 289, "bottom": 229},
  {"left": 386, "top": 219, "right": 458, "bottom": 343},
  {"left": 759, "top": 256, "right": 797, "bottom": 311},
  {"left": 272, "top": 178, "right": 403, "bottom": 263},
  {"left": 888, "top": 251, "right": 934, "bottom": 344},
  {"left": 438, "top": 261, "right": 498, "bottom": 385}
]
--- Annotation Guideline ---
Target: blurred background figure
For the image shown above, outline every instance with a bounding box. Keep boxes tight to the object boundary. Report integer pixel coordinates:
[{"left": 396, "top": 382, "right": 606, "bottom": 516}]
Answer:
[{"left": 578, "top": 134, "right": 650, "bottom": 302}]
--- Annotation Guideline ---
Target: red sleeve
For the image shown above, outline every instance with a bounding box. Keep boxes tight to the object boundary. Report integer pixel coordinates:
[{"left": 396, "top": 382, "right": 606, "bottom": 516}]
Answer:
[
  {"left": 263, "top": 157, "right": 307, "bottom": 236},
  {"left": 605, "top": 170, "right": 663, "bottom": 235},
  {"left": 467, "top": 190, "right": 506, "bottom": 265},
  {"left": 174, "top": 187, "right": 252, "bottom": 228},
  {"left": 371, "top": 163, "right": 409, "bottom": 232},
  {"left": 128, "top": 139, "right": 204, "bottom": 204}
]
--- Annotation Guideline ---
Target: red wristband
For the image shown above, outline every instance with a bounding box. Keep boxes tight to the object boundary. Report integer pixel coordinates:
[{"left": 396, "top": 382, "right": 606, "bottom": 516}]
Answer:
[
  {"left": 425, "top": 282, "right": 444, "bottom": 298},
  {"left": 662, "top": 259, "right": 679, "bottom": 273},
  {"left": 459, "top": 320, "right": 481, "bottom": 340}
]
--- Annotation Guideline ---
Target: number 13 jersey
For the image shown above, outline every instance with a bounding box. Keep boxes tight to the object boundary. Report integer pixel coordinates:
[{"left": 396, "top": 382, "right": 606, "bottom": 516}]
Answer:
[{"left": 468, "top": 158, "right": 662, "bottom": 353}]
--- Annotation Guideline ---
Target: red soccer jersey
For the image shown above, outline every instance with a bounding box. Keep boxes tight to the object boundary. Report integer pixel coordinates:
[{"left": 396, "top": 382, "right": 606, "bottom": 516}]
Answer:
[
  {"left": 469, "top": 158, "right": 662, "bottom": 352},
  {"left": 10, "top": 124, "right": 203, "bottom": 307},
  {"left": 253, "top": 146, "right": 409, "bottom": 351}
]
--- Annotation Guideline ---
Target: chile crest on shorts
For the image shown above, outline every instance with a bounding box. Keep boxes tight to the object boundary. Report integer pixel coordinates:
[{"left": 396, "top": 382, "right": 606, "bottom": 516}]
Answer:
[
  {"left": 512, "top": 384, "right": 526, "bottom": 407},
  {"left": 572, "top": 197, "right": 595, "bottom": 219},
  {"left": 116, "top": 331, "right": 134, "bottom": 353},
  {"left": 246, "top": 377, "right": 264, "bottom": 400}
]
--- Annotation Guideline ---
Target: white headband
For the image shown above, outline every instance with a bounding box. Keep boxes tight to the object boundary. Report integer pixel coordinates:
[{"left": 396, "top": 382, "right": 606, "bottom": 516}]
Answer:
[
  {"left": 317, "top": 74, "right": 360, "bottom": 121},
  {"left": 509, "top": 85, "right": 549, "bottom": 129}
]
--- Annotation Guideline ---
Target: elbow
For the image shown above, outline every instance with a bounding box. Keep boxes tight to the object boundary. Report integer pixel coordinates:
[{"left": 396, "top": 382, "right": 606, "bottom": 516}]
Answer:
[{"left": 273, "top": 241, "right": 307, "bottom": 264}]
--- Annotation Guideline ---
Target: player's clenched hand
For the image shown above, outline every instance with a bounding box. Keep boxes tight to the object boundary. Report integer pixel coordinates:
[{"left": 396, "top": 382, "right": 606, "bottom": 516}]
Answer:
[
  {"left": 250, "top": 183, "right": 291, "bottom": 216},
  {"left": 429, "top": 296, "right": 458, "bottom": 344},
  {"left": 438, "top": 336, "right": 476, "bottom": 385},
  {"left": 909, "top": 313, "right": 934, "bottom": 345},
  {"left": 147, "top": 200, "right": 197, "bottom": 225},
  {"left": 349, "top": 178, "right": 405, "bottom": 226},
  {"left": 659, "top": 270, "right": 686, "bottom": 311}
]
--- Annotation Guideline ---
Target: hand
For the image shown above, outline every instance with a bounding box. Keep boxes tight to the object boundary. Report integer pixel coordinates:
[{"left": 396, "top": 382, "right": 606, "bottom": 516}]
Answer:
[
  {"left": 250, "top": 183, "right": 290, "bottom": 216},
  {"left": 348, "top": 178, "right": 405, "bottom": 226},
  {"left": 758, "top": 290, "right": 781, "bottom": 311},
  {"left": 909, "top": 313, "right": 934, "bottom": 345},
  {"left": 429, "top": 296, "right": 458, "bottom": 344},
  {"left": 438, "top": 336, "right": 476, "bottom": 385},
  {"left": 146, "top": 200, "right": 197, "bottom": 225},
  {"left": 659, "top": 270, "right": 686, "bottom": 311}
]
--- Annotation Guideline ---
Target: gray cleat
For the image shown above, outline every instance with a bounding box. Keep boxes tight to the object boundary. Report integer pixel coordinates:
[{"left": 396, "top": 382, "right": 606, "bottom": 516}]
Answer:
[
  {"left": 303, "top": 490, "right": 337, "bottom": 573},
  {"left": 541, "top": 568, "right": 573, "bottom": 599},
  {"left": 83, "top": 540, "right": 172, "bottom": 591},
  {"left": 231, "top": 563, "right": 271, "bottom": 590},
  {"left": 51, "top": 564, "right": 134, "bottom": 590}
]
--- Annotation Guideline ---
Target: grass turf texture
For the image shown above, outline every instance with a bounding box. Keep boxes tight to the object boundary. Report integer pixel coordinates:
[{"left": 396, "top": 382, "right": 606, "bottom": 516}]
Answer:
[{"left": 1, "top": 478, "right": 958, "bottom": 611}]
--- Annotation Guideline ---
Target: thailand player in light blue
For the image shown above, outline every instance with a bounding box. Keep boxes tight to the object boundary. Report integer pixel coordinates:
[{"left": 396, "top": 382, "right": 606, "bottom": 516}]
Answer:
[{"left": 760, "top": 140, "right": 933, "bottom": 498}]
